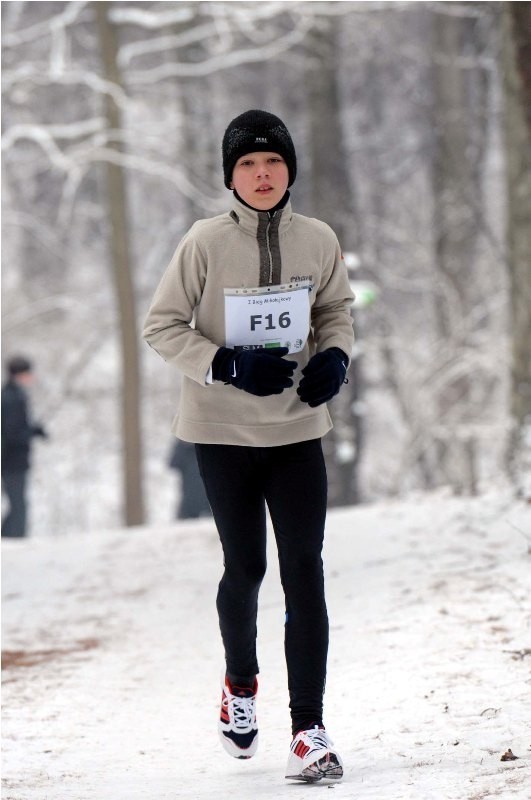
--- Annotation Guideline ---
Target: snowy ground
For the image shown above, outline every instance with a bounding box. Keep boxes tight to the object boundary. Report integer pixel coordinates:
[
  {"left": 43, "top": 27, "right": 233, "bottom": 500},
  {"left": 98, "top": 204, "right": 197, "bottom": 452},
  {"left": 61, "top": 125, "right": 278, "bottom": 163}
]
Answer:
[{"left": 2, "top": 490, "right": 530, "bottom": 800}]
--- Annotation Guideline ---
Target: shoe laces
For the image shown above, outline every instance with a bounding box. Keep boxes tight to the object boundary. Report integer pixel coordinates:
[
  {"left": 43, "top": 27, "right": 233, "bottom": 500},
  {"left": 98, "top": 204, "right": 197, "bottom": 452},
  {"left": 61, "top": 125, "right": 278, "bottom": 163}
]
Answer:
[
  {"left": 302, "top": 726, "right": 331, "bottom": 750},
  {"left": 224, "top": 689, "right": 255, "bottom": 729}
]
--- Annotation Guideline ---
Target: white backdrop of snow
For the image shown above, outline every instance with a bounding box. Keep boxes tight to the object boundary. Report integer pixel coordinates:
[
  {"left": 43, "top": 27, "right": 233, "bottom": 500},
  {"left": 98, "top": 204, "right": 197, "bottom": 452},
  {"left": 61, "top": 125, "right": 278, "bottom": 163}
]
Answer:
[{"left": 2, "top": 489, "right": 530, "bottom": 799}]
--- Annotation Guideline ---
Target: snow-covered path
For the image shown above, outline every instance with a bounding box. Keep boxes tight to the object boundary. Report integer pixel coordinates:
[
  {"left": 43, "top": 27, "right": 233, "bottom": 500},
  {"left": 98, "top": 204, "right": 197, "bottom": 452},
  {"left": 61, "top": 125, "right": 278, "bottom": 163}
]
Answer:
[{"left": 2, "top": 491, "right": 530, "bottom": 799}]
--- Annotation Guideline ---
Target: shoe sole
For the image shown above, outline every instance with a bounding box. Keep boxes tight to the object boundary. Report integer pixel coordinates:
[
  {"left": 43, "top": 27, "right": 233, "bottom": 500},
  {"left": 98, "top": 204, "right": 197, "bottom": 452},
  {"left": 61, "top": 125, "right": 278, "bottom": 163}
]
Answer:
[
  {"left": 286, "top": 754, "right": 343, "bottom": 783},
  {"left": 219, "top": 727, "right": 259, "bottom": 760}
]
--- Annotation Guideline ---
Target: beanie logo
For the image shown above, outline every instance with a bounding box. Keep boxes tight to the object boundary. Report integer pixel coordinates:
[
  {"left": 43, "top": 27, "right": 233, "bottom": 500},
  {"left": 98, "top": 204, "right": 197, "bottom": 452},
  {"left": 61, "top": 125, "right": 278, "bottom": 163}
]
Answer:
[{"left": 255, "top": 137, "right": 268, "bottom": 143}]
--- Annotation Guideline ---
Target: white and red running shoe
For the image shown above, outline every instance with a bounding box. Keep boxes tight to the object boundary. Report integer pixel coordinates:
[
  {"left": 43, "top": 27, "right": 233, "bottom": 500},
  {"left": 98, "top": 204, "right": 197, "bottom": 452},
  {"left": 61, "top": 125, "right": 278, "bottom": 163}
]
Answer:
[
  {"left": 285, "top": 726, "right": 343, "bottom": 782},
  {"left": 218, "top": 675, "right": 258, "bottom": 759}
]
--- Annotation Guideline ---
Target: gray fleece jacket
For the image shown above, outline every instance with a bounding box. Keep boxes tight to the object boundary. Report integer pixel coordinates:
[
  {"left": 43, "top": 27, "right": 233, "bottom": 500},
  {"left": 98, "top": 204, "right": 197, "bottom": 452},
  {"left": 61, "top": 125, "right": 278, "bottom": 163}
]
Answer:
[{"left": 143, "top": 197, "right": 354, "bottom": 446}]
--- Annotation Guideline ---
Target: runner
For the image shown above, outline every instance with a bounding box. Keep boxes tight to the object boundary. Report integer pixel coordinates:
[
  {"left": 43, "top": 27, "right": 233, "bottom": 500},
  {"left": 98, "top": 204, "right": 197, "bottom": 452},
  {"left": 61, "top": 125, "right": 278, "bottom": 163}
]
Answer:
[{"left": 143, "top": 109, "right": 354, "bottom": 782}]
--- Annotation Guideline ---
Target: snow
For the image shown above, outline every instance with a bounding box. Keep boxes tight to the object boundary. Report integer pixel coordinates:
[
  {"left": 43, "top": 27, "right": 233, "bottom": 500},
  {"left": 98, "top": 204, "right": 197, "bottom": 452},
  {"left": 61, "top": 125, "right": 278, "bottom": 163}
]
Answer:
[{"left": 2, "top": 490, "right": 530, "bottom": 799}]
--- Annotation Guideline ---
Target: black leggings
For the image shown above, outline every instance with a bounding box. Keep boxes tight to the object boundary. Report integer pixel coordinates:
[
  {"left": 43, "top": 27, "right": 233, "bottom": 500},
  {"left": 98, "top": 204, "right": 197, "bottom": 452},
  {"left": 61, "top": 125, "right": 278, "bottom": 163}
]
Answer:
[{"left": 195, "top": 438, "right": 329, "bottom": 734}]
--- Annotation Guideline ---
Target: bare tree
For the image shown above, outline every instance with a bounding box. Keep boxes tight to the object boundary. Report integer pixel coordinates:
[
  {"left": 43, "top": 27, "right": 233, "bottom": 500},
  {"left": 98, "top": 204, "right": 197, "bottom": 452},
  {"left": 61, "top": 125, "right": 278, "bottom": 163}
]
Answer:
[
  {"left": 428, "top": 3, "right": 492, "bottom": 494},
  {"left": 94, "top": 1, "right": 145, "bottom": 526},
  {"left": 306, "top": 15, "right": 362, "bottom": 505},
  {"left": 502, "top": 2, "right": 531, "bottom": 494}
]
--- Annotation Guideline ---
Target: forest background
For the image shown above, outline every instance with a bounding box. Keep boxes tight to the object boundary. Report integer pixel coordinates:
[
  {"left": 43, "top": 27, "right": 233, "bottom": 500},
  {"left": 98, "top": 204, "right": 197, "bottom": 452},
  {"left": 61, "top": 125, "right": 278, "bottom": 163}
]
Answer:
[{"left": 2, "top": 0, "right": 530, "bottom": 535}]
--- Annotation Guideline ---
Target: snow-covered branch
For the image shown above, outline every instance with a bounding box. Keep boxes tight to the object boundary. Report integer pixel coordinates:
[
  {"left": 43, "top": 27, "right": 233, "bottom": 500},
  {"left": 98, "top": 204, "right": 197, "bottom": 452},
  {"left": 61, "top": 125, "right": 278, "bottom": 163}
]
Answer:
[
  {"left": 2, "top": 67, "right": 129, "bottom": 110},
  {"left": 117, "top": 2, "right": 305, "bottom": 68},
  {"left": 125, "top": 16, "right": 312, "bottom": 83},
  {"left": 1, "top": 125, "right": 75, "bottom": 171},
  {"left": 2, "top": 0, "right": 89, "bottom": 47},
  {"left": 1, "top": 119, "right": 106, "bottom": 149},
  {"left": 77, "top": 147, "right": 223, "bottom": 212}
]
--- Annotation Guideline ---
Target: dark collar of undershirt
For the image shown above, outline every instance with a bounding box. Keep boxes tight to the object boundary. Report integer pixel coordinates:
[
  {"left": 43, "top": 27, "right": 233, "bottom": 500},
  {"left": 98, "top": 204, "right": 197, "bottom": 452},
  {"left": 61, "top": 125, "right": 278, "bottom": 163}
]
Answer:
[{"left": 233, "top": 189, "right": 290, "bottom": 217}]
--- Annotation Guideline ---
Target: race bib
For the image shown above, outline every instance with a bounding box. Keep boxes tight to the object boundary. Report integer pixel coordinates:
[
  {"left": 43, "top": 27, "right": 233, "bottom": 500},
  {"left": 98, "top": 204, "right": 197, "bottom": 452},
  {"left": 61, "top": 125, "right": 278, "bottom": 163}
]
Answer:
[{"left": 224, "top": 282, "right": 311, "bottom": 354}]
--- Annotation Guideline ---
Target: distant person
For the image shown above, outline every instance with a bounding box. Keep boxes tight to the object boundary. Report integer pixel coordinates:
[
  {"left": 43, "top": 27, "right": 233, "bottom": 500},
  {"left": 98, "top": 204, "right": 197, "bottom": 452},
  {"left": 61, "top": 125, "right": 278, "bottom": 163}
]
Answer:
[
  {"left": 143, "top": 110, "right": 353, "bottom": 782},
  {"left": 169, "top": 439, "right": 211, "bottom": 520},
  {"left": 1, "top": 356, "right": 48, "bottom": 538}
]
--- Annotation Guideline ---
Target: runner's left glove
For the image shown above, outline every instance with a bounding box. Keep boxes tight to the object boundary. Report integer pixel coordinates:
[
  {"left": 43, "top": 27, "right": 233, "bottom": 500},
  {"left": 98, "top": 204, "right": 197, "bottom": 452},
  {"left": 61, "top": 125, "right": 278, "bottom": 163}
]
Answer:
[{"left": 297, "top": 348, "right": 348, "bottom": 407}]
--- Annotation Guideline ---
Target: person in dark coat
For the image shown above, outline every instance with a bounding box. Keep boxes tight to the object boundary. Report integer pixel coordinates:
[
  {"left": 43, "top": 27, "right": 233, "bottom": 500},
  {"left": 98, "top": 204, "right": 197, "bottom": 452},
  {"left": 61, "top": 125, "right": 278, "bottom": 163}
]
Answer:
[
  {"left": 1, "top": 356, "right": 47, "bottom": 538},
  {"left": 169, "top": 439, "right": 211, "bottom": 520}
]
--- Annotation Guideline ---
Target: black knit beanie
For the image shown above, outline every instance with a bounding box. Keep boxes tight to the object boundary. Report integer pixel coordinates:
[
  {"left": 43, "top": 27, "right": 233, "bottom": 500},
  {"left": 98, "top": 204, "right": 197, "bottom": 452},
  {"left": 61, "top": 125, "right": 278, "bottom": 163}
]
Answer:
[{"left": 222, "top": 110, "right": 297, "bottom": 189}]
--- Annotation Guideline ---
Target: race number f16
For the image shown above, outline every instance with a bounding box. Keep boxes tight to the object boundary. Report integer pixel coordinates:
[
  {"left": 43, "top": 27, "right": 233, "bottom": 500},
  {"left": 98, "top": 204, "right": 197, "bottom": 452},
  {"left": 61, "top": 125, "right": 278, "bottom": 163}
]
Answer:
[
  {"left": 224, "top": 282, "right": 311, "bottom": 354},
  {"left": 250, "top": 311, "right": 291, "bottom": 331}
]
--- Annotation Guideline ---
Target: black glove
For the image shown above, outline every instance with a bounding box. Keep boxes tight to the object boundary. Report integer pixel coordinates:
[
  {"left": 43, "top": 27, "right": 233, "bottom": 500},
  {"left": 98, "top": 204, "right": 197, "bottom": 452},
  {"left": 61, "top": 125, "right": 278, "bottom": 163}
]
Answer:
[
  {"left": 297, "top": 348, "right": 348, "bottom": 407},
  {"left": 212, "top": 346, "right": 297, "bottom": 397}
]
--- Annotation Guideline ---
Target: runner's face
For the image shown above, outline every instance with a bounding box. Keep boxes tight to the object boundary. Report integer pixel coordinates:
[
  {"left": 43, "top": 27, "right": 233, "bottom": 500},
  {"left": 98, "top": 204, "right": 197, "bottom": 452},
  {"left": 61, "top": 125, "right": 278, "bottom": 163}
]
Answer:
[{"left": 230, "top": 152, "right": 289, "bottom": 210}]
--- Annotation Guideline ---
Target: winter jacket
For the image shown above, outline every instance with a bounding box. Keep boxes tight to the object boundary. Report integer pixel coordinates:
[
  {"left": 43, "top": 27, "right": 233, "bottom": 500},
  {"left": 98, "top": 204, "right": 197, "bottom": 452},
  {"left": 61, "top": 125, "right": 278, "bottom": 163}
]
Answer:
[
  {"left": 1, "top": 382, "right": 42, "bottom": 472},
  {"left": 143, "top": 197, "right": 354, "bottom": 447}
]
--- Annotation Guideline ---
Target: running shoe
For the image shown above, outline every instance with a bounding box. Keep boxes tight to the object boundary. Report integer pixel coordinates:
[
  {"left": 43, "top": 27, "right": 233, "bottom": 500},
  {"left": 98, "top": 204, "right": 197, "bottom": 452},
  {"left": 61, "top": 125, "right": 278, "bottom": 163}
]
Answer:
[
  {"left": 285, "top": 725, "right": 343, "bottom": 782},
  {"left": 218, "top": 675, "right": 258, "bottom": 759}
]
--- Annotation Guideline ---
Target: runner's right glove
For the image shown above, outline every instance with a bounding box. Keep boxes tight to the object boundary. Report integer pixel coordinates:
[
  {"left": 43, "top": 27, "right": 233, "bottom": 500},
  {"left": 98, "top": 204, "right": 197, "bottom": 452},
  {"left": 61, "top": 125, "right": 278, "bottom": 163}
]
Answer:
[{"left": 212, "top": 346, "right": 297, "bottom": 397}]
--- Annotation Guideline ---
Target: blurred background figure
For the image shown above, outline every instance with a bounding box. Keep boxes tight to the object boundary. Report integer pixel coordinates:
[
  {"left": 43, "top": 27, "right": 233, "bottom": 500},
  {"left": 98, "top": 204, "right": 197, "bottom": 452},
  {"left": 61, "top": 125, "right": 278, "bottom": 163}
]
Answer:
[
  {"left": 168, "top": 439, "right": 211, "bottom": 521},
  {"left": 2, "top": 356, "right": 48, "bottom": 538}
]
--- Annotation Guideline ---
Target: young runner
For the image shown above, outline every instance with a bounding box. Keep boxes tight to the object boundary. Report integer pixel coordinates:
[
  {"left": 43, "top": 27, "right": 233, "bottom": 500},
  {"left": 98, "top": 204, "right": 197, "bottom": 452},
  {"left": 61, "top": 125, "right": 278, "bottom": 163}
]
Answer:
[{"left": 143, "top": 109, "right": 354, "bottom": 782}]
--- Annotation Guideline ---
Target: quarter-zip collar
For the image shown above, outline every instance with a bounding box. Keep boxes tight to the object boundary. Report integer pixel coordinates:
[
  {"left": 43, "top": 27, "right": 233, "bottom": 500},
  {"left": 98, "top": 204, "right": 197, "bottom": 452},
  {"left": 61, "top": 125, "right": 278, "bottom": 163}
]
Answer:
[
  {"left": 228, "top": 195, "right": 293, "bottom": 286},
  {"left": 229, "top": 196, "right": 293, "bottom": 286},
  {"left": 229, "top": 194, "right": 293, "bottom": 238}
]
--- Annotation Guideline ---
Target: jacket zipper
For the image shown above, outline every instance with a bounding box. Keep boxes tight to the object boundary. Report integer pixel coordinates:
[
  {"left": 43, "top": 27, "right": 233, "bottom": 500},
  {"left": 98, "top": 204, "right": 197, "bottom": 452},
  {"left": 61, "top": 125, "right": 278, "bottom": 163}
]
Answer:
[{"left": 266, "top": 212, "right": 275, "bottom": 284}]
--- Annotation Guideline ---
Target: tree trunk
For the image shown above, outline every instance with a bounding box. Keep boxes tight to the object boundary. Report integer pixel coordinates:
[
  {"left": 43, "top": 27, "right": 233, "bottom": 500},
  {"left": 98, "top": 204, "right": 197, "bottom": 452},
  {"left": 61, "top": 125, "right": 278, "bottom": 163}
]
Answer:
[
  {"left": 95, "top": 1, "right": 145, "bottom": 526},
  {"left": 502, "top": 3, "right": 531, "bottom": 492},
  {"left": 307, "top": 17, "right": 361, "bottom": 506},
  {"left": 429, "top": 5, "right": 490, "bottom": 494}
]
